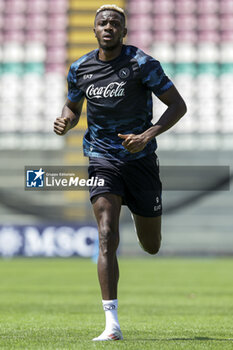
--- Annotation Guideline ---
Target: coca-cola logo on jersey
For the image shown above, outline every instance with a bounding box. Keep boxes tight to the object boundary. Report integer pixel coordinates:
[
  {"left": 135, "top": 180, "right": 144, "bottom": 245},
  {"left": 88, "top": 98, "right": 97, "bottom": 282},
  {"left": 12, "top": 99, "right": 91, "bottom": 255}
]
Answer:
[{"left": 86, "top": 82, "right": 126, "bottom": 99}]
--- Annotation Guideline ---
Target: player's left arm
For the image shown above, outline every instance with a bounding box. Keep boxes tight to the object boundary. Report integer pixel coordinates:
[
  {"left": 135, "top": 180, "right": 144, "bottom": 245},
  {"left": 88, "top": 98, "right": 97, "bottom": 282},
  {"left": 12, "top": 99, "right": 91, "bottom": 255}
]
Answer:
[
  {"left": 118, "top": 85, "right": 187, "bottom": 153},
  {"left": 141, "top": 84, "right": 187, "bottom": 140}
]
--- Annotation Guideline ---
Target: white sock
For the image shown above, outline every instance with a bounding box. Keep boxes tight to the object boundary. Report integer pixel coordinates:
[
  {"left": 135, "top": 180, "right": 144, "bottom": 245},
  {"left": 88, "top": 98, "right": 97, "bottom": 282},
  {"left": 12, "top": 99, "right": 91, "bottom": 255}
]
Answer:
[{"left": 102, "top": 299, "right": 120, "bottom": 332}]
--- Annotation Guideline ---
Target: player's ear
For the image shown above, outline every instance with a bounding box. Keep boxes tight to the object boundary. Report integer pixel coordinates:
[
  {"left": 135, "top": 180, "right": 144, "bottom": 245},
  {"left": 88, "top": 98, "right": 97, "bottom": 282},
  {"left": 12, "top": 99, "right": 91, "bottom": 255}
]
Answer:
[
  {"left": 123, "top": 28, "right": 127, "bottom": 37},
  {"left": 93, "top": 28, "right": 97, "bottom": 37}
]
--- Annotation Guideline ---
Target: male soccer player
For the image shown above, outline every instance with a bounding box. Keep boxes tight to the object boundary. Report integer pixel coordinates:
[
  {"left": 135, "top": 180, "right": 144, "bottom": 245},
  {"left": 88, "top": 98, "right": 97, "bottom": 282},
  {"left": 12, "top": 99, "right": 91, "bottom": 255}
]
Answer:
[{"left": 54, "top": 4, "right": 187, "bottom": 341}]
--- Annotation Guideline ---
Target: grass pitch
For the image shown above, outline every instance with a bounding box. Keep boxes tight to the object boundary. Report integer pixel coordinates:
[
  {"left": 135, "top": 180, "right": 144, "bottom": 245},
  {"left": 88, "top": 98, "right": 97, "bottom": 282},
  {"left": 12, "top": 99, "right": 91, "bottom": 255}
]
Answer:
[{"left": 0, "top": 258, "right": 232, "bottom": 349}]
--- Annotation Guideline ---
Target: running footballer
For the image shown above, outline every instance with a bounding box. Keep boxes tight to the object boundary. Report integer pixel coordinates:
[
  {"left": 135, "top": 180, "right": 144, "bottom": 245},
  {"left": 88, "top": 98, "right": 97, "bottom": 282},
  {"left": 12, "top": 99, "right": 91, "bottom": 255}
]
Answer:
[{"left": 54, "top": 4, "right": 187, "bottom": 341}]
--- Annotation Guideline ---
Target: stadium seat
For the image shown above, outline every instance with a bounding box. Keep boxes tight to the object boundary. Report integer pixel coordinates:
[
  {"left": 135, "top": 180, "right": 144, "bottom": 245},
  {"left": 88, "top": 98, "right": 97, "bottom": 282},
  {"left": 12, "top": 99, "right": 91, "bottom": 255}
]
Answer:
[
  {"left": 4, "top": 14, "right": 25, "bottom": 30},
  {"left": 197, "top": 0, "right": 219, "bottom": 14},
  {"left": 26, "top": 14, "right": 47, "bottom": 30},
  {"left": 25, "top": 43, "right": 46, "bottom": 62},
  {"left": 68, "top": 31, "right": 97, "bottom": 44},
  {"left": 2, "top": 43, "right": 24, "bottom": 62},
  {"left": 221, "top": 31, "right": 233, "bottom": 42},
  {"left": 197, "top": 15, "right": 219, "bottom": 31},
  {"left": 175, "top": 0, "right": 196, "bottom": 14},
  {"left": 220, "top": 15, "right": 233, "bottom": 31},
  {"left": 47, "top": 31, "right": 67, "bottom": 46},
  {"left": 4, "top": 30, "right": 25, "bottom": 43},
  {"left": 46, "top": 64, "right": 66, "bottom": 75},
  {"left": 27, "top": 0, "right": 48, "bottom": 13},
  {"left": 46, "top": 47, "right": 67, "bottom": 64},
  {"left": 69, "top": 0, "right": 124, "bottom": 11},
  {"left": 128, "top": 15, "right": 152, "bottom": 31},
  {"left": 198, "top": 31, "right": 220, "bottom": 43},
  {"left": 47, "top": 15, "right": 68, "bottom": 30},
  {"left": 0, "top": 115, "right": 19, "bottom": 132},
  {"left": 26, "top": 30, "right": 47, "bottom": 43},
  {"left": 127, "top": 0, "right": 152, "bottom": 14},
  {"left": 151, "top": 42, "right": 174, "bottom": 62},
  {"left": 219, "top": 0, "right": 233, "bottom": 14},
  {"left": 220, "top": 43, "right": 233, "bottom": 62},
  {"left": 175, "top": 15, "right": 197, "bottom": 31},
  {"left": 69, "top": 14, "right": 94, "bottom": 28},
  {"left": 176, "top": 31, "right": 197, "bottom": 43},
  {"left": 48, "top": 0, "right": 68, "bottom": 13},
  {"left": 152, "top": 0, "right": 174, "bottom": 14},
  {"left": 4, "top": 0, "right": 26, "bottom": 14},
  {"left": 153, "top": 15, "right": 175, "bottom": 31},
  {"left": 197, "top": 43, "right": 219, "bottom": 62},
  {"left": 128, "top": 31, "right": 153, "bottom": 50},
  {"left": 153, "top": 31, "right": 175, "bottom": 43},
  {"left": 175, "top": 43, "right": 196, "bottom": 63}
]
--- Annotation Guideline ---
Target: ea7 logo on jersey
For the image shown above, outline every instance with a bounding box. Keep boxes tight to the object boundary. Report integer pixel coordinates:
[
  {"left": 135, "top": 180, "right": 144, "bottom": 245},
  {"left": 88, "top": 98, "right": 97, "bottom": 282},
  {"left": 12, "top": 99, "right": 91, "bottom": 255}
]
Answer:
[
  {"left": 83, "top": 74, "right": 93, "bottom": 80},
  {"left": 118, "top": 67, "right": 130, "bottom": 79},
  {"left": 86, "top": 82, "right": 126, "bottom": 99}
]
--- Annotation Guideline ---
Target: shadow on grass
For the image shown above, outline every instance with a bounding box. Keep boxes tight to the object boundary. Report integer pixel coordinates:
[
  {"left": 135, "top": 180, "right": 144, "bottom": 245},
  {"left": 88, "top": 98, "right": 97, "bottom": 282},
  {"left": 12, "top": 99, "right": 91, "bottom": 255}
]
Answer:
[{"left": 137, "top": 337, "right": 233, "bottom": 342}]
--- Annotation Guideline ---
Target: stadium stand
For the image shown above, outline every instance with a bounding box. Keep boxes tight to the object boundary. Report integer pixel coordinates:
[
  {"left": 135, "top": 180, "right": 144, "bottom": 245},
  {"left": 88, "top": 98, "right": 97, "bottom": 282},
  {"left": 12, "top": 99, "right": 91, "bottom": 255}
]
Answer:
[{"left": 127, "top": 0, "right": 233, "bottom": 149}]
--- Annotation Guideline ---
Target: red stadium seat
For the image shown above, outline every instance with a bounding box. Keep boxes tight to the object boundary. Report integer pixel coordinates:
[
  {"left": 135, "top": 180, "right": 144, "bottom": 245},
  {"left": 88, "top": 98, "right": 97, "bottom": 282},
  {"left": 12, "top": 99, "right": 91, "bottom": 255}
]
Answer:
[
  {"left": 4, "top": 30, "right": 25, "bottom": 43},
  {"left": 175, "top": 0, "right": 196, "bottom": 14},
  {"left": 26, "top": 30, "right": 47, "bottom": 43},
  {"left": 4, "top": 0, "right": 26, "bottom": 14},
  {"left": 4, "top": 14, "right": 25, "bottom": 31},
  {"left": 153, "top": 14, "right": 175, "bottom": 31},
  {"left": 47, "top": 15, "right": 68, "bottom": 30},
  {"left": 48, "top": 0, "right": 68, "bottom": 14},
  {"left": 219, "top": 0, "right": 233, "bottom": 14},
  {"left": 198, "top": 31, "right": 219, "bottom": 43},
  {"left": 221, "top": 31, "right": 233, "bottom": 42},
  {"left": 128, "top": 30, "right": 153, "bottom": 48},
  {"left": 45, "top": 64, "right": 67, "bottom": 74},
  {"left": 26, "top": 14, "right": 47, "bottom": 31},
  {"left": 220, "top": 15, "right": 233, "bottom": 31},
  {"left": 127, "top": 0, "right": 152, "bottom": 14},
  {"left": 46, "top": 47, "right": 67, "bottom": 64},
  {"left": 197, "top": 0, "right": 219, "bottom": 14},
  {"left": 175, "top": 15, "right": 197, "bottom": 31},
  {"left": 47, "top": 31, "right": 67, "bottom": 46},
  {"left": 176, "top": 31, "right": 197, "bottom": 43},
  {"left": 128, "top": 14, "right": 153, "bottom": 31},
  {"left": 197, "top": 15, "right": 219, "bottom": 31},
  {"left": 27, "top": 0, "right": 48, "bottom": 13},
  {"left": 153, "top": 31, "right": 175, "bottom": 43},
  {"left": 152, "top": 0, "right": 174, "bottom": 14}
]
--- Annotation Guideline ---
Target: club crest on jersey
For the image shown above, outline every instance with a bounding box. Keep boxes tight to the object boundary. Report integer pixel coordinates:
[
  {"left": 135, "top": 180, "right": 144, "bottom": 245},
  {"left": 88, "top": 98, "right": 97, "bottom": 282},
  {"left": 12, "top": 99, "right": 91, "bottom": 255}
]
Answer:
[
  {"left": 118, "top": 67, "right": 130, "bottom": 79},
  {"left": 86, "top": 82, "right": 126, "bottom": 99}
]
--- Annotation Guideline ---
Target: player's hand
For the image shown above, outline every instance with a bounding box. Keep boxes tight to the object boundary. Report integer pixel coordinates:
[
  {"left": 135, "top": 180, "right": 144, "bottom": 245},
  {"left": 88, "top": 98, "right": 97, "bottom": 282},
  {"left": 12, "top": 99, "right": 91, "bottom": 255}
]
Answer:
[
  {"left": 54, "top": 117, "right": 71, "bottom": 135},
  {"left": 118, "top": 133, "right": 148, "bottom": 153}
]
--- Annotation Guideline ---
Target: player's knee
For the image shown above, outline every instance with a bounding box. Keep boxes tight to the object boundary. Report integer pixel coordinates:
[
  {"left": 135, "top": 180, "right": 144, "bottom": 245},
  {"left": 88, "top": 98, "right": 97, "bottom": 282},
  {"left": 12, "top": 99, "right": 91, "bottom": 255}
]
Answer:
[
  {"left": 145, "top": 243, "right": 160, "bottom": 255},
  {"left": 143, "top": 233, "right": 161, "bottom": 255},
  {"left": 98, "top": 226, "right": 119, "bottom": 256}
]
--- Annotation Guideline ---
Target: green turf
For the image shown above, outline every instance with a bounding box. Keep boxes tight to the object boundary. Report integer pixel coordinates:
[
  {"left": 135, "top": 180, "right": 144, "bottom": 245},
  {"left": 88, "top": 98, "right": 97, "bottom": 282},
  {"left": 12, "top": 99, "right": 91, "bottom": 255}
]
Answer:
[{"left": 0, "top": 258, "right": 232, "bottom": 349}]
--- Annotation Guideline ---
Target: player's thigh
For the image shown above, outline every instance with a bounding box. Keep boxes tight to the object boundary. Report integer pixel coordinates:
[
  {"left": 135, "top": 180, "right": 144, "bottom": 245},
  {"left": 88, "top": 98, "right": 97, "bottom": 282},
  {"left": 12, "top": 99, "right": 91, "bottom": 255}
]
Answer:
[{"left": 132, "top": 213, "right": 161, "bottom": 246}]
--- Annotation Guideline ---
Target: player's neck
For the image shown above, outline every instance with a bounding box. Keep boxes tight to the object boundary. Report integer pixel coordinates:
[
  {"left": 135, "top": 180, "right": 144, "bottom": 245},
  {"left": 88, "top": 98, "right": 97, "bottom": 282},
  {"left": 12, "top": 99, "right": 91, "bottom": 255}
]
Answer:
[{"left": 98, "top": 45, "right": 123, "bottom": 62}]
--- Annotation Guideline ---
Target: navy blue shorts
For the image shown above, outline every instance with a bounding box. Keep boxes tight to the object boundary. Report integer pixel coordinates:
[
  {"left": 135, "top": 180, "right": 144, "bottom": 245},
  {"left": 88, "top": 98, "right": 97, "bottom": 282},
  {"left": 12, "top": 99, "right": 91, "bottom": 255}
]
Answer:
[{"left": 88, "top": 153, "right": 162, "bottom": 217}]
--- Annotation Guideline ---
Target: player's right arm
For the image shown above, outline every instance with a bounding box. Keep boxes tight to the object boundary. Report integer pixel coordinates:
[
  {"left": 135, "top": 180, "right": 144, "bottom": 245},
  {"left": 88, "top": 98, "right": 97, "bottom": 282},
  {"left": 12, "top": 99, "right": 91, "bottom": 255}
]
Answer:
[{"left": 53, "top": 97, "right": 85, "bottom": 136}]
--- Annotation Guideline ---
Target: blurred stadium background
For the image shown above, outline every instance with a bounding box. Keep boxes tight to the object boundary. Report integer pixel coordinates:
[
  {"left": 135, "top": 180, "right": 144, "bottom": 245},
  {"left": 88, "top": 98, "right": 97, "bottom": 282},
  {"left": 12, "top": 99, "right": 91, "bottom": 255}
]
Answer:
[{"left": 0, "top": 0, "right": 232, "bottom": 258}]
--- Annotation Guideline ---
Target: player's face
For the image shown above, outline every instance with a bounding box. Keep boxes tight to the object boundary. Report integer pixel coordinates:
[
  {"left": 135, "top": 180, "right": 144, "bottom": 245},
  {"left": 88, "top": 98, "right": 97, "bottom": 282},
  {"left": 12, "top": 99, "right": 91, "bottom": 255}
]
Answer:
[{"left": 94, "top": 11, "right": 127, "bottom": 51}]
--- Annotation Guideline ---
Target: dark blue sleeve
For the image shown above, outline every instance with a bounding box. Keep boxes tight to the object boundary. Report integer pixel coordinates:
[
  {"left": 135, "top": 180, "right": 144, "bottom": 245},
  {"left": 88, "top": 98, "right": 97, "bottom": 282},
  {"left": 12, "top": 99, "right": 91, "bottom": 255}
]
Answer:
[
  {"left": 67, "top": 64, "right": 85, "bottom": 102},
  {"left": 140, "top": 56, "right": 173, "bottom": 96}
]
